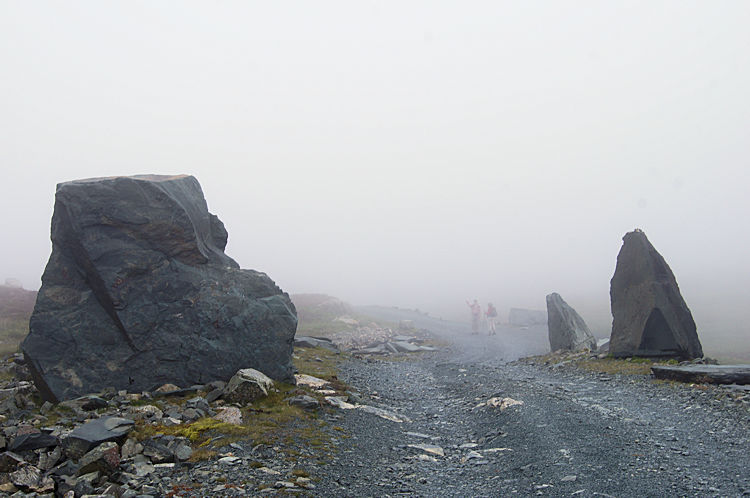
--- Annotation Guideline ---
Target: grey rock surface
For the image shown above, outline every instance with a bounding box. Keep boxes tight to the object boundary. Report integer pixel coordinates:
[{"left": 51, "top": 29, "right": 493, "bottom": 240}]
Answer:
[
  {"left": 545, "top": 293, "right": 597, "bottom": 352},
  {"left": 22, "top": 174, "right": 297, "bottom": 401},
  {"left": 651, "top": 364, "right": 750, "bottom": 385},
  {"left": 293, "top": 336, "right": 340, "bottom": 352},
  {"left": 609, "top": 230, "right": 703, "bottom": 359},
  {"left": 62, "top": 416, "right": 134, "bottom": 459}
]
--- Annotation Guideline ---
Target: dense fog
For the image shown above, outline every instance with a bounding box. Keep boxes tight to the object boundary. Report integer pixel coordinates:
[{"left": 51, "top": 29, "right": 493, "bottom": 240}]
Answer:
[{"left": 2, "top": 2, "right": 748, "bottom": 356}]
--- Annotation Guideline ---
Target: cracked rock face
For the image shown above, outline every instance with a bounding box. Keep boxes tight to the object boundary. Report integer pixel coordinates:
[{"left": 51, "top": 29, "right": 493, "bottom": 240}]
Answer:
[
  {"left": 609, "top": 229, "right": 702, "bottom": 360},
  {"left": 22, "top": 175, "right": 297, "bottom": 402}
]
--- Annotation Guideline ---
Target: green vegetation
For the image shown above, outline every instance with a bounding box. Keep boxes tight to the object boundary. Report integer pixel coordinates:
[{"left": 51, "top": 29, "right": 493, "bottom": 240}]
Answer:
[
  {"left": 291, "top": 293, "right": 395, "bottom": 338},
  {"left": 527, "top": 350, "right": 681, "bottom": 376},
  {"left": 577, "top": 356, "right": 678, "bottom": 376},
  {"left": 132, "top": 344, "right": 348, "bottom": 463},
  {"left": 0, "top": 318, "right": 28, "bottom": 356},
  {"left": 0, "top": 286, "right": 36, "bottom": 356},
  {"left": 293, "top": 346, "right": 345, "bottom": 382}
]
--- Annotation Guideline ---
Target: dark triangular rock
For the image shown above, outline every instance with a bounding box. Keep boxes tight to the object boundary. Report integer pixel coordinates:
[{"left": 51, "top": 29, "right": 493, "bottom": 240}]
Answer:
[
  {"left": 609, "top": 229, "right": 702, "bottom": 359},
  {"left": 546, "top": 293, "right": 597, "bottom": 352}
]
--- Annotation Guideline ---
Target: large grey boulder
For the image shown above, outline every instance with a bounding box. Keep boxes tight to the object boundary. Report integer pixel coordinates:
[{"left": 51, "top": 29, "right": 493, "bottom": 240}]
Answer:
[
  {"left": 609, "top": 230, "right": 702, "bottom": 359},
  {"left": 22, "top": 175, "right": 297, "bottom": 402},
  {"left": 545, "top": 293, "right": 597, "bottom": 352}
]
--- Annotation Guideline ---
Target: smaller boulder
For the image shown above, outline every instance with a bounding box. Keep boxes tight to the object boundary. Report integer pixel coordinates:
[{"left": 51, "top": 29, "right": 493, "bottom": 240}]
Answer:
[
  {"left": 167, "top": 437, "right": 193, "bottom": 461},
  {"left": 294, "top": 336, "right": 340, "bottom": 352},
  {"left": 288, "top": 395, "right": 320, "bottom": 410},
  {"left": 8, "top": 432, "right": 59, "bottom": 452},
  {"left": 214, "top": 406, "right": 243, "bottom": 425},
  {"left": 142, "top": 439, "right": 174, "bottom": 463},
  {"left": 77, "top": 441, "right": 120, "bottom": 475},
  {"left": 391, "top": 341, "right": 421, "bottom": 353},
  {"left": 62, "top": 416, "right": 134, "bottom": 459},
  {"left": 10, "top": 465, "right": 55, "bottom": 493},
  {"left": 0, "top": 451, "right": 25, "bottom": 472},
  {"left": 223, "top": 369, "right": 274, "bottom": 405},
  {"left": 546, "top": 293, "right": 597, "bottom": 352}
]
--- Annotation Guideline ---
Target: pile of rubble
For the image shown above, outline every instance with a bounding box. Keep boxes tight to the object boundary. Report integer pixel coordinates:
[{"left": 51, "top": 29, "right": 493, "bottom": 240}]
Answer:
[
  {"left": 0, "top": 354, "right": 328, "bottom": 496},
  {"left": 300, "top": 314, "right": 438, "bottom": 355},
  {"left": 295, "top": 331, "right": 436, "bottom": 357}
]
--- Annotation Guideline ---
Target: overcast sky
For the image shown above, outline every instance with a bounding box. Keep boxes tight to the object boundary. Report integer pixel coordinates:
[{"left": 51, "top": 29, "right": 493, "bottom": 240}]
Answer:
[{"left": 1, "top": 2, "right": 749, "bottom": 343}]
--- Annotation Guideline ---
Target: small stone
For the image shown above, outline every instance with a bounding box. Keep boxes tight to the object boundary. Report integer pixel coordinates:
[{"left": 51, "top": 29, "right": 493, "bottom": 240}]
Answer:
[
  {"left": 561, "top": 475, "right": 577, "bottom": 482},
  {"left": 218, "top": 456, "right": 241, "bottom": 465},
  {"left": 258, "top": 466, "right": 281, "bottom": 475},
  {"left": 80, "top": 396, "right": 109, "bottom": 411},
  {"left": 223, "top": 369, "right": 274, "bottom": 405},
  {"left": 8, "top": 432, "right": 59, "bottom": 452},
  {"left": 0, "top": 482, "right": 17, "bottom": 493},
  {"left": 275, "top": 480, "right": 297, "bottom": 488},
  {"left": 142, "top": 439, "right": 173, "bottom": 463},
  {"left": 167, "top": 438, "right": 193, "bottom": 461},
  {"left": 182, "top": 408, "right": 201, "bottom": 421},
  {"left": 294, "top": 374, "right": 329, "bottom": 389},
  {"left": 0, "top": 451, "right": 25, "bottom": 472},
  {"left": 326, "top": 396, "right": 356, "bottom": 409},
  {"left": 62, "top": 416, "right": 134, "bottom": 459},
  {"left": 133, "top": 454, "right": 155, "bottom": 476},
  {"left": 205, "top": 388, "right": 224, "bottom": 403},
  {"left": 39, "top": 401, "right": 54, "bottom": 415},
  {"left": 140, "top": 484, "right": 158, "bottom": 494},
  {"left": 214, "top": 406, "right": 243, "bottom": 425},
  {"left": 77, "top": 441, "right": 120, "bottom": 475},
  {"left": 162, "top": 417, "right": 182, "bottom": 426},
  {"left": 407, "top": 444, "right": 445, "bottom": 457},
  {"left": 288, "top": 395, "right": 320, "bottom": 410},
  {"left": 121, "top": 438, "right": 143, "bottom": 459},
  {"left": 11, "top": 465, "right": 55, "bottom": 493},
  {"left": 127, "top": 405, "right": 164, "bottom": 421}
]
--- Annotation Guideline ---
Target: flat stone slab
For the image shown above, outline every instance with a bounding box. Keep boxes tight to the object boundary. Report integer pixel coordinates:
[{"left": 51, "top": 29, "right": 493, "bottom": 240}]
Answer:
[{"left": 651, "top": 365, "right": 750, "bottom": 385}]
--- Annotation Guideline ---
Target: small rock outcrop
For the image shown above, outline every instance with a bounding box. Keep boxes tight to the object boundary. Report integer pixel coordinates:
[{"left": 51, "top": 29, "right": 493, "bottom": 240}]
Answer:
[
  {"left": 545, "top": 293, "right": 597, "bottom": 352},
  {"left": 223, "top": 368, "right": 274, "bottom": 405},
  {"left": 609, "top": 229, "right": 702, "bottom": 359},
  {"left": 22, "top": 175, "right": 297, "bottom": 402}
]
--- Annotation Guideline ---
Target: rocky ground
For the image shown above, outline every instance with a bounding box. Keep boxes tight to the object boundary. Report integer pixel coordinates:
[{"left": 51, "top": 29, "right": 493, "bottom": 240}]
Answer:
[
  {"left": 313, "top": 343, "right": 750, "bottom": 497},
  {"left": 0, "top": 309, "right": 748, "bottom": 497}
]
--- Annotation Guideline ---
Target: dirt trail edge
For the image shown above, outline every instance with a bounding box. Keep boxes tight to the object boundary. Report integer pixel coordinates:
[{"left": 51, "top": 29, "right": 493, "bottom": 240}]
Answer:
[{"left": 312, "top": 321, "right": 750, "bottom": 497}]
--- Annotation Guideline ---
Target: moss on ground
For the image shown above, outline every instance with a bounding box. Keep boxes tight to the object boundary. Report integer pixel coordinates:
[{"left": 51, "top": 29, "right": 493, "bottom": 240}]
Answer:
[
  {"left": 132, "top": 345, "right": 347, "bottom": 463},
  {"left": 577, "top": 357, "right": 678, "bottom": 376},
  {"left": 525, "top": 351, "right": 680, "bottom": 376}
]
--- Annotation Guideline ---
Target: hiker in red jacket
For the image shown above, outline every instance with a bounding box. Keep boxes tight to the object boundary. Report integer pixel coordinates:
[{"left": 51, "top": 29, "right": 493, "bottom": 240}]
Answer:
[{"left": 485, "top": 302, "right": 498, "bottom": 336}]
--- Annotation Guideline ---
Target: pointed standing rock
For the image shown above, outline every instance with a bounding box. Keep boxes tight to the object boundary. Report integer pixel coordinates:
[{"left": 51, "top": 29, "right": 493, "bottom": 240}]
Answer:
[
  {"left": 609, "top": 230, "right": 702, "bottom": 359},
  {"left": 546, "top": 293, "right": 597, "bottom": 352}
]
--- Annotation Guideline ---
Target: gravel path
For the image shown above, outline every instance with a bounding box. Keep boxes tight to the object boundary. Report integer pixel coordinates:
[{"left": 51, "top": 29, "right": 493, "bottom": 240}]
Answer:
[{"left": 312, "top": 330, "right": 750, "bottom": 497}]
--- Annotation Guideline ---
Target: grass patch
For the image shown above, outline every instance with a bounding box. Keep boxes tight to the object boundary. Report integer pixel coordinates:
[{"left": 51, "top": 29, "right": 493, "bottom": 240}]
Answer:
[
  {"left": 577, "top": 357, "right": 679, "bottom": 376},
  {"left": 293, "top": 346, "right": 346, "bottom": 383},
  {"left": 132, "top": 345, "right": 345, "bottom": 466},
  {"left": 188, "top": 448, "right": 217, "bottom": 462},
  {"left": 0, "top": 318, "right": 28, "bottom": 356},
  {"left": 525, "top": 350, "right": 681, "bottom": 376}
]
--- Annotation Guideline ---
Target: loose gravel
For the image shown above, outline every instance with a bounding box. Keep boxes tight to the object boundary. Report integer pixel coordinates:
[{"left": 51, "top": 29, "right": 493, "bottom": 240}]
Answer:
[{"left": 310, "top": 337, "right": 750, "bottom": 497}]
